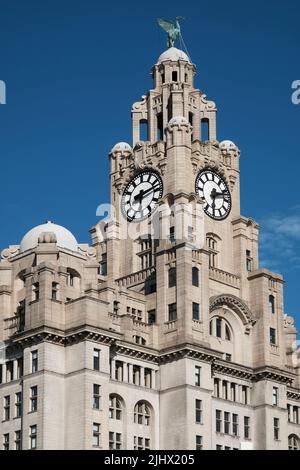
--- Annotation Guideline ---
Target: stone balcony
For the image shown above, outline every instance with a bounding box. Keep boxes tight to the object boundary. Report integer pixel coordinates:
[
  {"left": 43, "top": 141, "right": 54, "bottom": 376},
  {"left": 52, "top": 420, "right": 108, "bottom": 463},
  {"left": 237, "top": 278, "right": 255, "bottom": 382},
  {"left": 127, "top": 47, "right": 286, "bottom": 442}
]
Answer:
[{"left": 209, "top": 266, "right": 240, "bottom": 289}]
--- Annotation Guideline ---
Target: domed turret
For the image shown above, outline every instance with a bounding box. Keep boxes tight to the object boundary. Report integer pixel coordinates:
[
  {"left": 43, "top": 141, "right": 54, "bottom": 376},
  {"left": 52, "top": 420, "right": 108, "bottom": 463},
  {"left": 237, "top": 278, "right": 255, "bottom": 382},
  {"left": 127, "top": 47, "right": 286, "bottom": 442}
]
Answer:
[
  {"left": 20, "top": 221, "right": 78, "bottom": 253},
  {"left": 157, "top": 47, "right": 190, "bottom": 64}
]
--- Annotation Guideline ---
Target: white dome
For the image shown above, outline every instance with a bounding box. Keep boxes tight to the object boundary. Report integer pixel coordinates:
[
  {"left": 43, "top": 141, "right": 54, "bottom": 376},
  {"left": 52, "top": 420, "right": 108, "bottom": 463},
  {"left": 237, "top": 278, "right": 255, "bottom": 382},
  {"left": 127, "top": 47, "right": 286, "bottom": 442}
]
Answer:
[
  {"left": 219, "top": 140, "right": 237, "bottom": 150},
  {"left": 20, "top": 221, "right": 78, "bottom": 253},
  {"left": 111, "top": 142, "right": 132, "bottom": 153},
  {"left": 169, "top": 116, "right": 189, "bottom": 126},
  {"left": 157, "top": 47, "right": 190, "bottom": 64}
]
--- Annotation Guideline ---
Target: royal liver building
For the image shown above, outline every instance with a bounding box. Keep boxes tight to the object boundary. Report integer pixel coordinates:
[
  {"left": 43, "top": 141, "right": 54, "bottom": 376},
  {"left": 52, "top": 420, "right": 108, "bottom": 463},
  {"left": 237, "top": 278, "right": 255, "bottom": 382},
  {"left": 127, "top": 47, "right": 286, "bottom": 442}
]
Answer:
[{"left": 0, "top": 44, "right": 300, "bottom": 451}]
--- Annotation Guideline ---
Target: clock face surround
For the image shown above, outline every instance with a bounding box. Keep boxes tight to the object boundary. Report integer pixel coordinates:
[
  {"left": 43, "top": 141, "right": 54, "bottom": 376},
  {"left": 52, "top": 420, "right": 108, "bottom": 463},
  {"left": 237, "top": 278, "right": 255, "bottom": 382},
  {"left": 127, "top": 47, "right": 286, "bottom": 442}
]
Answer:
[
  {"left": 121, "top": 171, "right": 163, "bottom": 222},
  {"left": 195, "top": 169, "right": 232, "bottom": 220}
]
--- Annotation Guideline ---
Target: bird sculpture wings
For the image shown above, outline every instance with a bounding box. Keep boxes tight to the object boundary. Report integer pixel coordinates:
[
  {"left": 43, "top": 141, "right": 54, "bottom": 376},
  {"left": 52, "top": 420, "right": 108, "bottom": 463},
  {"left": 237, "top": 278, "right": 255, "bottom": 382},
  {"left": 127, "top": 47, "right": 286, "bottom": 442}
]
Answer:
[
  {"left": 157, "top": 17, "right": 183, "bottom": 48},
  {"left": 157, "top": 18, "right": 175, "bottom": 33}
]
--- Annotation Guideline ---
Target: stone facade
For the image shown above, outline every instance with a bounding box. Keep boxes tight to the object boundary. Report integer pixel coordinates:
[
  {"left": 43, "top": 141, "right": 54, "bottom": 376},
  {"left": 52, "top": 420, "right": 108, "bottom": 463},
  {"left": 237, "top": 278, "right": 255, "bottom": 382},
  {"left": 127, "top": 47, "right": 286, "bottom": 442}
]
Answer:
[{"left": 0, "top": 47, "right": 299, "bottom": 451}]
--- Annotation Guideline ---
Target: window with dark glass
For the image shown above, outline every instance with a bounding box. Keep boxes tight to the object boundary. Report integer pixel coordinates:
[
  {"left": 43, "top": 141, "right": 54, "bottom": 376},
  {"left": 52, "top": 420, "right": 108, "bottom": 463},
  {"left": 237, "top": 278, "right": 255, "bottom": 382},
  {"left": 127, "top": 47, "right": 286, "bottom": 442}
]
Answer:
[
  {"left": 270, "top": 328, "right": 276, "bottom": 345},
  {"left": 148, "top": 310, "right": 156, "bottom": 324},
  {"left": 272, "top": 387, "right": 279, "bottom": 406},
  {"left": 224, "top": 412, "right": 230, "bottom": 434},
  {"left": 232, "top": 414, "right": 238, "bottom": 436},
  {"left": 244, "top": 417, "right": 250, "bottom": 439},
  {"left": 93, "top": 384, "right": 101, "bottom": 410},
  {"left": 195, "top": 367, "right": 201, "bottom": 387},
  {"left": 168, "top": 268, "right": 176, "bottom": 288},
  {"left": 196, "top": 435, "right": 203, "bottom": 450},
  {"left": 31, "top": 351, "right": 38, "bottom": 373},
  {"left": 168, "top": 303, "right": 177, "bottom": 322},
  {"left": 93, "top": 349, "right": 100, "bottom": 371},
  {"left": 15, "top": 392, "right": 22, "bottom": 418},
  {"left": 195, "top": 399, "right": 202, "bottom": 424},
  {"left": 274, "top": 418, "right": 280, "bottom": 440},
  {"left": 29, "top": 425, "right": 37, "bottom": 449},
  {"left": 192, "top": 302, "right": 200, "bottom": 321},
  {"left": 30, "top": 386, "right": 38, "bottom": 412},
  {"left": 216, "top": 318, "right": 222, "bottom": 338},
  {"left": 216, "top": 410, "right": 222, "bottom": 433},
  {"left": 269, "top": 295, "right": 275, "bottom": 314},
  {"left": 3, "top": 396, "right": 10, "bottom": 421},
  {"left": 192, "top": 267, "right": 199, "bottom": 287}
]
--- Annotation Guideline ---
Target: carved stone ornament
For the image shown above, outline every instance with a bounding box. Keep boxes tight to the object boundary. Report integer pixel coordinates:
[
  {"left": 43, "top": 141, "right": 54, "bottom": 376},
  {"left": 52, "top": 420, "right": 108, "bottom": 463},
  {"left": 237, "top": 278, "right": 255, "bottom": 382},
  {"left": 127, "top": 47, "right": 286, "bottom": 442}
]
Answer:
[
  {"left": 210, "top": 294, "right": 256, "bottom": 328},
  {"left": 1, "top": 246, "right": 20, "bottom": 260}
]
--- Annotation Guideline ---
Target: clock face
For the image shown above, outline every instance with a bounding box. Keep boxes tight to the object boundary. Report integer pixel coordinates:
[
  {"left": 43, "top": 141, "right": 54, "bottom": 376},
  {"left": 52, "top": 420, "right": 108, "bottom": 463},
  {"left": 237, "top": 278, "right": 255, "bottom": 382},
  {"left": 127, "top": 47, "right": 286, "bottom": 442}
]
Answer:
[
  {"left": 195, "top": 170, "right": 232, "bottom": 220},
  {"left": 121, "top": 171, "right": 163, "bottom": 222}
]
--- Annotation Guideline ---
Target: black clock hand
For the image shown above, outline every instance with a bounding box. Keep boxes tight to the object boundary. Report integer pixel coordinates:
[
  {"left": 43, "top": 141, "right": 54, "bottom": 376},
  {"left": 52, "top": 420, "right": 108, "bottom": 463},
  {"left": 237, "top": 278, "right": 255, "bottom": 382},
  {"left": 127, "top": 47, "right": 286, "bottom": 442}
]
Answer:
[{"left": 134, "top": 186, "right": 157, "bottom": 202}]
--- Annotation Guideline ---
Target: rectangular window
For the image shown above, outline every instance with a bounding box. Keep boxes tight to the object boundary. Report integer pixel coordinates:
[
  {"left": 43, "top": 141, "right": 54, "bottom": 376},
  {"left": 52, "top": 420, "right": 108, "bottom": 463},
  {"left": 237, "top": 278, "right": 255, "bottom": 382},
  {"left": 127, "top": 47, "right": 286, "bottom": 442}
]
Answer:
[
  {"left": 93, "top": 349, "right": 100, "bottom": 371},
  {"left": 134, "top": 436, "right": 150, "bottom": 450},
  {"left": 15, "top": 392, "right": 22, "bottom": 418},
  {"left": 195, "top": 366, "right": 201, "bottom": 387},
  {"left": 195, "top": 399, "right": 202, "bottom": 424},
  {"left": 272, "top": 387, "right": 279, "bottom": 406},
  {"left": 168, "top": 268, "right": 176, "bottom": 288},
  {"left": 244, "top": 416, "right": 250, "bottom": 439},
  {"left": 148, "top": 309, "right": 156, "bottom": 324},
  {"left": 232, "top": 414, "right": 238, "bottom": 436},
  {"left": 3, "top": 396, "right": 10, "bottom": 421},
  {"left": 224, "top": 412, "right": 230, "bottom": 434},
  {"left": 270, "top": 328, "right": 276, "bottom": 345},
  {"left": 30, "top": 386, "right": 38, "bottom": 413},
  {"left": 192, "top": 302, "right": 200, "bottom": 321},
  {"left": 93, "top": 423, "right": 101, "bottom": 447},
  {"left": 93, "top": 384, "right": 101, "bottom": 410},
  {"left": 196, "top": 435, "right": 203, "bottom": 450},
  {"left": 168, "top": 303, "right": 177, "bottom": 322},
  {"left": 31, "top": 350, "right": 38, "bottom": 373},
  {"left": 109, "top": 432, "right": 122, "bottom": 450},
  {"left": 274, "top": 418, "right": 280, "bottom": 440},
  {"left": 29, "top": 425, "right": 37, "bottom": 449},
  {"left": 216, "top": 410, "right": 222, "bottom": 433},
  {"left": 3, "top": 433, "right": 9, "bottom": 451},
  {"left": 15, "top": 430, "right": 22, "bottom": 450},
  {"left": 216, "top": 444, "right": 223, "bottom": 450}
]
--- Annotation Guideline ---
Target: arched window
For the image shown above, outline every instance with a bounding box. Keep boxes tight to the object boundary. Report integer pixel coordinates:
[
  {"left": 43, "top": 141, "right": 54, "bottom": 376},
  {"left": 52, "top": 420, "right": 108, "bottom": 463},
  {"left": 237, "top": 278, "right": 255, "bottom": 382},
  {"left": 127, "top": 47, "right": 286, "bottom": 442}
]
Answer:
[
  {"left": 134, "top": 401, "right": 151, "bottom": 426},
  {"left": 288, "top": 434, "right": 299, "bottom": 450},
  {"left": 109, "top": 395, "right": 123, "bottom": 420},
  {"left": 210, "top": 317, "right": 232, "bottom": 342},
  {"left": 192, "top": 267, "right": 199, "bottom": 287},
  {"left": 168, "top": 267, "right": 176, "bottom": 288},
  {"left": 269, "top": 295, "right": 275, "bottom": 314},
  {"left": 201, "top": 118, "right": 209, "bottom": 141}
]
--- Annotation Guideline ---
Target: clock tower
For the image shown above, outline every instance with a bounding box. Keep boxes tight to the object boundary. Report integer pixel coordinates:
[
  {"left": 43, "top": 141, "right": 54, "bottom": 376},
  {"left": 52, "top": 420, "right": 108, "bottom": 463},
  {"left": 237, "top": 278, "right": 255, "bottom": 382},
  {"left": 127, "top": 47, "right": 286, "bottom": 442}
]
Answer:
[{"left": 0, "top": 42, "right": 299, "bottom": 451}]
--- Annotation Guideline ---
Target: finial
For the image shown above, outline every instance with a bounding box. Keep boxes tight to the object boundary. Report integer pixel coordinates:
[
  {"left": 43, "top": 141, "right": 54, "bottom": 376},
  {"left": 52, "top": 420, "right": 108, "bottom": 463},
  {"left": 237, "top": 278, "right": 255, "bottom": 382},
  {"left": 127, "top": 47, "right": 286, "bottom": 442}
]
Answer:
[{"left": 157, "top": 17, "right": 185, "bottom": 48}]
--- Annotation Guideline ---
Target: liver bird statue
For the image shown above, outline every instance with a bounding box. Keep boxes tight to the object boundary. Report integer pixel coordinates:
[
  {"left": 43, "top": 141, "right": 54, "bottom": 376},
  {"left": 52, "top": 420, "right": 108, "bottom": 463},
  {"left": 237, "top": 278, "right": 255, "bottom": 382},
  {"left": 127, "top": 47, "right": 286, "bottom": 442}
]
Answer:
[{"left": 157, "top": 17, "right": 185, "bottom": 48}]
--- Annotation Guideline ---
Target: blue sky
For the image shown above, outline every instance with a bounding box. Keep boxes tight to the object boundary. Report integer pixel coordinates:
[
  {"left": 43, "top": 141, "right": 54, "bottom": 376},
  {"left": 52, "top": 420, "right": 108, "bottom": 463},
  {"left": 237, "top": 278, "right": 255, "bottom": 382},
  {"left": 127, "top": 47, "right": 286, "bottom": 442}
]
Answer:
[{"left": 0, "top": 0, "right": 299, "bottom": 328}]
